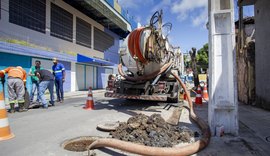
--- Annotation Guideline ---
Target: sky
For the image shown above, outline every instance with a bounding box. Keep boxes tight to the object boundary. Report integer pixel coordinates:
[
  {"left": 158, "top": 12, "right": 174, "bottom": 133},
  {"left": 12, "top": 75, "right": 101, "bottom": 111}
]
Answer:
[{"left": 118, "top": 0, "right": 254, "bottom": 53}]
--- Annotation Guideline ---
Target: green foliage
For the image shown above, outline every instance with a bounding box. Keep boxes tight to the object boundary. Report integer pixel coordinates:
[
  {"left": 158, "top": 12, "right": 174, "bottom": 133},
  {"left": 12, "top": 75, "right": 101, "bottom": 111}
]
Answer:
[{"left": 196, "top": 43, "right": 209, "bottom": 69}]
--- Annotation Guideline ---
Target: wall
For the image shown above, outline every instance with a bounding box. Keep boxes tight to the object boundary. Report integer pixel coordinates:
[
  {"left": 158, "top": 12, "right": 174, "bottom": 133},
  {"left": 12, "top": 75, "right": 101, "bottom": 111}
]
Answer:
[
  {"left": 237, "top": 23, "right": 255, "bottom": 105},
  {"left": 255, "top": 0, "right": 270, "bottom": 109},
  {"left": 104, "top": 28, "right": 120, "bottom": 64},
  {"left": 0, "top": 0, "right": 105, "bottom": 59},
  {"left": 0, "top": 52, "right": 31, "bottom": 98},
  {"left": 31, "top": 58, "right": 71, "bottom": 92},
  {"left": 97, "top": 67, "right": 113, "bottom": 89}
]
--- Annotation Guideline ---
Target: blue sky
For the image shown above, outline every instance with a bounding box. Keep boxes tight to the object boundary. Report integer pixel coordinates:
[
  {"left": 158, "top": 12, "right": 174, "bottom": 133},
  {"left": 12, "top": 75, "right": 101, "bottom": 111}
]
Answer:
[{"left": 118, "top": 0, "right": 254, "bottom": 53}]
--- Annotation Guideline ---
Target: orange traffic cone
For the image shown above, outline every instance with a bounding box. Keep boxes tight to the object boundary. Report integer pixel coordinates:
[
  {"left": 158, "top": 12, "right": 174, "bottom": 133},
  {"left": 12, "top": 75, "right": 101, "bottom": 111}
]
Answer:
[
  {"left": 202, "top": 83, "right": 209, "bottom": 101},
  {"left": 197, "top": 85, "right": 202, "bottom": 94},
  {"left": 195, "top": 86, "right": 203, "bottom": 105},
  {"left": 84, "top": 87, "right": 94, "bottom": 110},
  {"left": 183, "top": 92, "right": 187, "bottom": 100},
  {"left": 0, "top": 92, "right": 15, "bottom": 141}
]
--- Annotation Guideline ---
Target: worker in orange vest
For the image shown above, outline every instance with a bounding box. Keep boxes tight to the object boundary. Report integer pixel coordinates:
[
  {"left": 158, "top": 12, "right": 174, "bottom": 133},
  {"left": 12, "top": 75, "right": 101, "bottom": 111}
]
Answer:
[{"left": 0, "top": 66, "right": 27, "bottom": 113}]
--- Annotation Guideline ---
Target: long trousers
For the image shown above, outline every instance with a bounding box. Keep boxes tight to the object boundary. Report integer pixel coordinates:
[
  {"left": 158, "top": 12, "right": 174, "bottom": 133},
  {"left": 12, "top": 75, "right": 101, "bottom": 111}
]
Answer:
[{"left": 55, "top": 79, "right": 63, "bottom": 101}]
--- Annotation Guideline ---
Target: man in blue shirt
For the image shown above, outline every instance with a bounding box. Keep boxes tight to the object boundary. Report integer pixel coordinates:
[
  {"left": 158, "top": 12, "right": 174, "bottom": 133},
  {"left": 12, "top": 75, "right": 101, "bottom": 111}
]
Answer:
[{"left": 52, "top": 58, "right": 65, "bottom": 103}]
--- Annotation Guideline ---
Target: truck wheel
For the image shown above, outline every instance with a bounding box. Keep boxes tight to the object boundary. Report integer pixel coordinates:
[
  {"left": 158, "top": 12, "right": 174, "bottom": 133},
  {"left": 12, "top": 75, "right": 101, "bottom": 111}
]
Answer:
[{"left": 167, "top": 91, "right": 180, "bottom": 103}]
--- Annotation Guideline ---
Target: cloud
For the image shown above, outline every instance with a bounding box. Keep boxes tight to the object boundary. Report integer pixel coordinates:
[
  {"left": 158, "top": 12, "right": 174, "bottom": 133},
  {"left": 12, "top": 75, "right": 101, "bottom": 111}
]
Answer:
[
  {"left": 191, "top": 7, "right": 208, "bottom": 27},
  {"left": 118, "top": 0, "right": 154, "bottom": 9},
  {"left": 151, "top": 0, "right": 172, "bottom": 13},
  {"left": 171, "top": 0, "right": 208, "bottom": 26}
]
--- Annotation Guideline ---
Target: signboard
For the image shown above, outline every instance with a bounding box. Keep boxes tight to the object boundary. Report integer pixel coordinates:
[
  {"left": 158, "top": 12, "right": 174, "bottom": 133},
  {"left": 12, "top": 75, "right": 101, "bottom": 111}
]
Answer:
[{"left": 198, "top": 74, "right": 207, "bottom": 83}]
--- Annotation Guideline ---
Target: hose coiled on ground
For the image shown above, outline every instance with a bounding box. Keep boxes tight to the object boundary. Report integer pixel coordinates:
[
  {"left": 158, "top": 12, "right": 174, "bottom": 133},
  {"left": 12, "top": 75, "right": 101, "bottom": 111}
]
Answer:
[{"left": 87, "top": 72, "right": 211, "bottom": 156}]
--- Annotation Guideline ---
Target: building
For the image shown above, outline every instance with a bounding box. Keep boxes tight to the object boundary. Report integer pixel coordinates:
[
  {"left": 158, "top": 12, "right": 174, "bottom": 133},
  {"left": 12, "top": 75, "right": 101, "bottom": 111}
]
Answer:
[
  {"left": 0, "top": 0, "right": 137, "bottom": 93},
  {"left": 238, "top": 0, "right": 270, "bottom": 109}
]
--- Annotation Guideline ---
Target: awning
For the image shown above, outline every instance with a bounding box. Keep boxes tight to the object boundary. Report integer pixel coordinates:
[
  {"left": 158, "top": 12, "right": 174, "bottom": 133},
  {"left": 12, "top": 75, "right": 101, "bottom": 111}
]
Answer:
[{"left": 77, "top": 54, "right": 115, "bottom": 66}]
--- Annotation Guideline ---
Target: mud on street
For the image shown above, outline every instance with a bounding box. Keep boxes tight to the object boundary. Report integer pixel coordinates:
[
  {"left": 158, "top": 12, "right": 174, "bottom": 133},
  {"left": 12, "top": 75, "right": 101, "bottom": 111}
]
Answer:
[{"left": 110, "top": 113, "right": 194, "bottom": 147}]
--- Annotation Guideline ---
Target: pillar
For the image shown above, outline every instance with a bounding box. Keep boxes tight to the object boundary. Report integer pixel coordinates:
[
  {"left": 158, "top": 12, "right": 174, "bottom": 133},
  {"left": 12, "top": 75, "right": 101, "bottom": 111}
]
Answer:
[{"left": 208, "top": 0, "right": 238, "bottom": 136}]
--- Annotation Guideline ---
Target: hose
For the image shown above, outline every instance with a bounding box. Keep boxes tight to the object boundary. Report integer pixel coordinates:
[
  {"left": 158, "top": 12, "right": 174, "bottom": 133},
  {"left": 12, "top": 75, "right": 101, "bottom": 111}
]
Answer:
[{"left": 87, "top": 72, "right": 211, "bottom": 156}]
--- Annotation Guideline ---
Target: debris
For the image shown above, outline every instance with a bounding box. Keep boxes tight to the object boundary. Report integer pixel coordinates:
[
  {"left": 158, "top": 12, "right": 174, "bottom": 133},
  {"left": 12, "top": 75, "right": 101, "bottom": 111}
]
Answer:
[{"left": 110, "top": 113, "right": 194, "bottom": 147}]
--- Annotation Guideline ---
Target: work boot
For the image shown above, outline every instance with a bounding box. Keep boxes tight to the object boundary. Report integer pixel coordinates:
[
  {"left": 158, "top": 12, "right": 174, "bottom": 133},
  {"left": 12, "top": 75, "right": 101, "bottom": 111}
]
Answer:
[
  {"left": 18, "top": 103, "right": 26, "bottom": 112},
  {"left": 9, "top": 103, "right": 15, "bottom": 113}
]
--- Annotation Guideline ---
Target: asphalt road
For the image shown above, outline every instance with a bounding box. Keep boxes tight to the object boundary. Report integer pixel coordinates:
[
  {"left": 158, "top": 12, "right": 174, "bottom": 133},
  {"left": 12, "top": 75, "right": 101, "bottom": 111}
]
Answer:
[
  {"left": 0, "top": 92, "right": 174, "bottom": 156},
  {"left": 1, "top": 92, "right": 269, "bottom": 156}
]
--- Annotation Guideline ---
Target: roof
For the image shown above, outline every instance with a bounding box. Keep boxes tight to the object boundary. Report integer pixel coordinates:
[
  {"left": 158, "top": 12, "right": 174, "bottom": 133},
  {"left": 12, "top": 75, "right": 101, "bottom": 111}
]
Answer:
[
  {"left": 235, "top": 16, "right": 255, "bottom": 29},
  {"left": 64, "top": 0, "right": 131, "bottom": 38},
  {"left": 238, "top": 0, "right": 257, "bottom": 6}
]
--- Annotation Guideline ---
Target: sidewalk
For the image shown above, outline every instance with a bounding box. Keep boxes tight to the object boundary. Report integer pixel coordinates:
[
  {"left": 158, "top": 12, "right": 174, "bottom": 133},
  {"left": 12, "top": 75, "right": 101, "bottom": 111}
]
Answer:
[
  {"left": 64, "top": 89, "right": 106, "bottom": 99},
  {"left": 193, "top": 101, "right": 270, "bottom": 155},
  {"left": 4, "top": 89, "right": 106, "bottom": 108}
]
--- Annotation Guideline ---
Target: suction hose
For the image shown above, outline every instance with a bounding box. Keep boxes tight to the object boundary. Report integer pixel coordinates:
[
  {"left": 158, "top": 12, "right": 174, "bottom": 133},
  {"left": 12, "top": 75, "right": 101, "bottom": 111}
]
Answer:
[{"left": 88, "top": 72, "right": 211, "bottom": 156}]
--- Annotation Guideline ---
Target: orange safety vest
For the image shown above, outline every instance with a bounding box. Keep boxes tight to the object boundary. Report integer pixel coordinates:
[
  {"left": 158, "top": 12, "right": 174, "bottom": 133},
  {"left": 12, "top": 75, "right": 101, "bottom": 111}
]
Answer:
[{"left": 1, "top": 67, "right": 27, "bottom": 82}]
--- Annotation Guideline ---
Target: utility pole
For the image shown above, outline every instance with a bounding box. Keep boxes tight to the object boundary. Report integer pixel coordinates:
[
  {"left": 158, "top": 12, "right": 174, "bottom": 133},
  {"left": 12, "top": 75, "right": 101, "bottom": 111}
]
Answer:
[{"left": 208, "top": 0, "right": 238, "bottom": 136}]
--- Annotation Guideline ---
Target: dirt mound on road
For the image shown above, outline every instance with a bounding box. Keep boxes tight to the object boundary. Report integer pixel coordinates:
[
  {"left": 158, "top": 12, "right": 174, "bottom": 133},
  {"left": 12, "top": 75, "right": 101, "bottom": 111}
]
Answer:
[{"left": 110, "top": 113, "right": 194, "bottom": 147}]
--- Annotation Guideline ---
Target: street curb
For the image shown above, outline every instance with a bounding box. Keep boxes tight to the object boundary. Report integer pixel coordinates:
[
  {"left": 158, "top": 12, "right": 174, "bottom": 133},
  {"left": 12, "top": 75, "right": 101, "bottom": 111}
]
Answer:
[{"left": 64, "top": 90, "right": 106, "bottom": 99}]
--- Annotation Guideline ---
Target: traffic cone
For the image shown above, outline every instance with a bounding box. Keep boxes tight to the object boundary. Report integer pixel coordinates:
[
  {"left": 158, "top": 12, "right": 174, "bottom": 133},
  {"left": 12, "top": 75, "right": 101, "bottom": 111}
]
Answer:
[
  {"left": 202, "top": 83, "right": 209, "bottom": 101},
  {"left": 195, "top": 86, "right": 203, "bottom": 105},
  {"left": 84, "top": 87, "right": 94, "bottom": 110},
  {"left": 197, "top": 85, "right": 202, "bottom": 94},
  {"left": 0, "top": 92, "right": 15, "bottom": 141},
  {"left": 183, "top": 93, "right": 187, "bottom": 100}
]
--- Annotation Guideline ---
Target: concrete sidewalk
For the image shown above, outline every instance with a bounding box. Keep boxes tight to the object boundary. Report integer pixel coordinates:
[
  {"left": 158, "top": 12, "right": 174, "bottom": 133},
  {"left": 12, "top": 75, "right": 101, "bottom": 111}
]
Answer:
[
  {"left": 63, "top": 89, "right": 106, "bottom": 99},
  {"left": 193, "top": 101, "right": 270, "bottom": 156}
]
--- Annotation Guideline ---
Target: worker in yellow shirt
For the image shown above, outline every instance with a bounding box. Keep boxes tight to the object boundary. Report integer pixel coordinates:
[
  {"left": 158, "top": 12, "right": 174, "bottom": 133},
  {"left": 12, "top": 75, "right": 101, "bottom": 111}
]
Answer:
[{"left": 0, "top": 66, "right": 27, "bottom": 113}]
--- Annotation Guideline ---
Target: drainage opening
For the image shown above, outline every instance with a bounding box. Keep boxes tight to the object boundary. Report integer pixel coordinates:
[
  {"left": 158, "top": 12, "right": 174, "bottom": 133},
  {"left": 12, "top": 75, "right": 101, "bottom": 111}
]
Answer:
[
  {"left": 266, "top": 136, "right": 270, "bottom": 142},
  {"left": 62, "top": 136, "right": 101, "bottom": 152}
]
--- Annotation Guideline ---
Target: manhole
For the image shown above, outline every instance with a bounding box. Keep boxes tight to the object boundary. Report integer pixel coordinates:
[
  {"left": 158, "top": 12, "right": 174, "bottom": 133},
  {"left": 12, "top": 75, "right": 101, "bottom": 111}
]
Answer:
[
  {"left": 62, "top": 136, "right": 101, "bottom": 152},
  {"left": 96, "top": 121, "right": 119, "bottom": 132}
]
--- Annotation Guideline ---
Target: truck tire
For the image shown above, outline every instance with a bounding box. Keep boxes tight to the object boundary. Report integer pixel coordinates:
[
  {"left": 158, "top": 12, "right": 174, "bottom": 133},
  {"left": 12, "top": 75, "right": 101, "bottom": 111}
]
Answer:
[{"left": 167, "top": 91, "right": 180, "bottom": 103}]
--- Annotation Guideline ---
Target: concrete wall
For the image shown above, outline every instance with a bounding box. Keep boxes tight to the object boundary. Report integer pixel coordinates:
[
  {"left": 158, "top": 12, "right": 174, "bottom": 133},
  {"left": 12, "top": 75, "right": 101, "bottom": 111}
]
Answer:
[
  {"left": 104, "top": 28, "right": 120, "bottom": 64},
  {"left": 0, "top": 0, "right": 105, "bottom": 59},
  {"left": 208, "top": 0, "right": 238, "bottom": 135},
  {"left": 0, "top": 0, "right": 122, "bottom": 90},
  {"left": 0, "top": 52, "right": 31, "bottom": 97},
  {"left": 255, "top": 0, "right": 270, "bottom": 109}
]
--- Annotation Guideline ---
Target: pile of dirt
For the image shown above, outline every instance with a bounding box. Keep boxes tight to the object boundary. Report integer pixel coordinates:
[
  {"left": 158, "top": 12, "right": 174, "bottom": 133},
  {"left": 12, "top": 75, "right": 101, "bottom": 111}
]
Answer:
[{"left": 110, "top": 113, "right": 194, "bottom": 147}]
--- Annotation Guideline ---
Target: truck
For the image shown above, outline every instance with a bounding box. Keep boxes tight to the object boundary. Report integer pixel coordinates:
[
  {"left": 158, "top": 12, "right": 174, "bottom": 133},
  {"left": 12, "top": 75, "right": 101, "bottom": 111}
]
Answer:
[{"left": 105, "top": 10, "right": 183, "bottom": 102}]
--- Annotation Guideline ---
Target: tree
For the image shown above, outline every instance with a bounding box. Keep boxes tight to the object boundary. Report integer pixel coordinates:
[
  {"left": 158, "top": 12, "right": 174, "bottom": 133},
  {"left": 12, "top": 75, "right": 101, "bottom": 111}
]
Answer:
[
  {"left": 189, "top": 47, "right": 199, "bottom": 87},
  {"left": 196, "top": 43, "right": 209, "bottom": 70}
]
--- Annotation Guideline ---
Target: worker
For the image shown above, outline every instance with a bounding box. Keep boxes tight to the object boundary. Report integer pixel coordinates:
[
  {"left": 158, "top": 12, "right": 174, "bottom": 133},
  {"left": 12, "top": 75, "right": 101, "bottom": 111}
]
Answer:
[
  {"left": 52, "top": 58, "right": 65, "bottom": 103},
  {"left": 0, "top": 66, "right": 27, "bottom": 113},
  {"left": 35, "top": 69, "right": 55, "bottom": 109},
  {"left": 28, "top": 60, "right": 43, "bottom": 104}
]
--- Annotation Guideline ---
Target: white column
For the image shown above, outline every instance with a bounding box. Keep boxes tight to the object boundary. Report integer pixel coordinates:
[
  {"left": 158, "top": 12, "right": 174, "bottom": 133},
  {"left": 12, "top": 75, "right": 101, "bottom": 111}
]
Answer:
[
  {"left": 70, "top": 62, "right": 76, "bottom": 92},
  {"left": 208, "top": 0, "right": 238, "bottom": 136}
]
